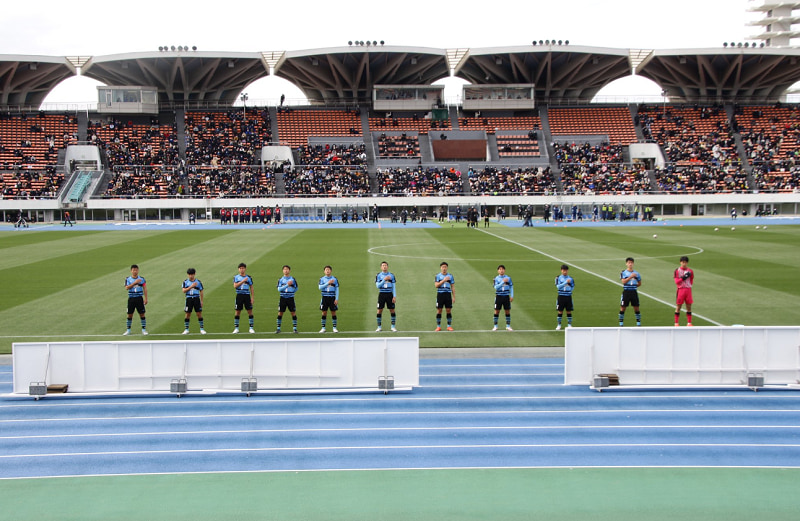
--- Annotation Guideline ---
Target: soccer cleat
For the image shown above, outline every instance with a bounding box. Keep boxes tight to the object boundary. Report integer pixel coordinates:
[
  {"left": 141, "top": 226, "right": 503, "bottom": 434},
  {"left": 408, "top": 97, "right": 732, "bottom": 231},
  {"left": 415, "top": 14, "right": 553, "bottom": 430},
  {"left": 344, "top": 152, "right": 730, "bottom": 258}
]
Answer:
[
  {"left": 142, "top": 330, "right": 148, "bottom": 335},
  {"left": 492, "top": 326, "right": 498, "bottom": 331},
  {"left": 435, "top": 326, "right": 441, "bottom": 332},
  {"left": 293, "top": 328, "right": 298, "bottom": 334},
  {"left": 555, "top": 324, "right": 562, "bottom": 330},
  {"left": 687, "top": 323, "right": 693, "bottom": 327},
  {"left": 391, "top": 326, "right": 397, "bottom": 332},
  {"left": 123, "top": 329, "right": 131, "bottom": 336},
  {"left": 332, "top": 327, "right": 339, "bottom": 333},
  {"left": 376, "top": 327, "right": 382, "bottom": 332},
  {"left": 232, "top": 328, "right": 239, "bottom": 334},
  {"left": 249, "top": 327, "right": 255, "bottom": 334},
  {"left": 675, "top": 323, "right": 680, "bottom": 327},
  {"left": 182, "top": 330, "right": 190, "bottom": 335},
  {"left": 506, "top": 326, "right": 513, "bottom": 331},
  {"left": 200, "top": 329, "right": 207, "bottom": 335},
  {"left": 319, "top": 327, "right": 326, "bottom": 333},
  {"left": 447, "top": 326, "right": 454, "bottom": 331},
  {"left": 566, "top": 324, "right": 572, "bottom": 328}
]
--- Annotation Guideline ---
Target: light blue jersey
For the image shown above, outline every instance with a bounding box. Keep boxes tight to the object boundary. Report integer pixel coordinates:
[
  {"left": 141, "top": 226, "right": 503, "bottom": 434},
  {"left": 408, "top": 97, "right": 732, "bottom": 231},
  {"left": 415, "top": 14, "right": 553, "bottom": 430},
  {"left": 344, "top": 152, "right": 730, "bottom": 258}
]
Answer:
[
  {"left": 555, "top": 274, "right": 574, "bottom": 296},
  {"left": 319, "top": 275, "right": 339, "bottom": 299},
  {"left": 278, "top": 276, "right": 298, "bottom": 298},
  {"left": 376, "top": 272, "right": 397, "bottom": 297},
  {"left": 125, "top": 276, "right": 146, "bottom": 298}
]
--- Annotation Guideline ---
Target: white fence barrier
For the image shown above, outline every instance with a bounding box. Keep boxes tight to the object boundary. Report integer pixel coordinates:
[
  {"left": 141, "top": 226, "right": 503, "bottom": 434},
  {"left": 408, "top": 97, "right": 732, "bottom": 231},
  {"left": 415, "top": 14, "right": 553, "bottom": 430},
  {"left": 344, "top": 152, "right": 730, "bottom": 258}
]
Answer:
[
  {"left": 565, "top": 327, "right": 800, "bottom": 390},
  {"left": 12, "top": 337, "right": 419, "bottom": 397}
]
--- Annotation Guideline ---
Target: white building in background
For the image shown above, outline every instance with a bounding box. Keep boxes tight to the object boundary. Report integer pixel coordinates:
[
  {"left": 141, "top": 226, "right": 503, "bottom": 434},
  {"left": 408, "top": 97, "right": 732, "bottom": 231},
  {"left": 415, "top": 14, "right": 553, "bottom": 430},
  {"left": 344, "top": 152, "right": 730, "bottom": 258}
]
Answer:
[{"left": 747, "top": 1, "right": 800, "bottom": 46}]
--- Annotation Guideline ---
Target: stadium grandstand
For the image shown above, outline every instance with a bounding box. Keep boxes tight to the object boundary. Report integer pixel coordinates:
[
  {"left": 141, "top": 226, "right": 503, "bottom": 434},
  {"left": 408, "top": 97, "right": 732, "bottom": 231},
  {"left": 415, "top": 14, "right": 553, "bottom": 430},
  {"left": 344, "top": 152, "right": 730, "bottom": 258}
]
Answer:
[{"left": 3, "top": 33, "right": 800, "bottom": 223}]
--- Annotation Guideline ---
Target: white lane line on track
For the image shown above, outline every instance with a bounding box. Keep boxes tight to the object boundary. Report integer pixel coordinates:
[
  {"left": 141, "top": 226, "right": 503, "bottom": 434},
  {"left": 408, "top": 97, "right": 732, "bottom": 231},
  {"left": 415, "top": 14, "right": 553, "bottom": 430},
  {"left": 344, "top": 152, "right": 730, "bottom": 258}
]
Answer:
[
  {"left": 3, "top": 408, "right": 800, "bottom": 423},
  {"left": 5, "top": 442, "right": 800, "bottom": 459},
  {"left": 4, "top": 464, "right": 799, "bottom": 480},
  {"left": 477, "top": 228, "right": 725, "bottom": 326},
  {"left": 2, "top": 394, "right": 799, "bottom": 410},
  {"left": 3, "top": 424, "right": 799, "bottom": 440}
]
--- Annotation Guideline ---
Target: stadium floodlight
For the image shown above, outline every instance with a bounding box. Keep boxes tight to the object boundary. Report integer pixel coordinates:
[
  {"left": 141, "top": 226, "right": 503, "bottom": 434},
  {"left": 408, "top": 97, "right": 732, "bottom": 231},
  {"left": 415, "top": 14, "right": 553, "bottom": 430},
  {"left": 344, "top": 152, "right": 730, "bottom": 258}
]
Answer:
[
  {"left": 171, "top": 45, "right": 176, "bottom": 51},
  {"left": 532, "top": 40, "right": 537, "bottom": 45},
  {"left": 348, "top": 41, "right": 353, "bottom": 45},
  {"left": 380, "top": 40, "right": 384, "bottom": 45},
  {"left": 558, "top": 40, "right": 563, "bottom": 45},
  {"left": 723, "top": 42, "right": 728, "bottom": 47},
  {"left": 366, "top": 40, "right": 371, "bottom": 46},
  {"left": 373, "top": 41, "right": 377, "bottom": 46},
  {"left": 192, "top": 45, "right": 197, "bottom": 51},
  {"left": 158, "top": 46, "right": 163, "bottom": 51},
  {"left": 564, "top": 40, "right": 569, "bottom": 45},
  {"left": 539, "top": 40, "right": 544, "bottom": 45}
]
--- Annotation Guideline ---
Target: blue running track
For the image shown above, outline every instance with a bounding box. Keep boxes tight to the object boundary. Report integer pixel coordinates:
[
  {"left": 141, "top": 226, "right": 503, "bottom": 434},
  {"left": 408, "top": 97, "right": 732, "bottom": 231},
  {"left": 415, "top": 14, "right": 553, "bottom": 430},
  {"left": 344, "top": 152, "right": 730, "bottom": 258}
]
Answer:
[{"left": 2, "top": 357, "right": 800, "bottom": 479}]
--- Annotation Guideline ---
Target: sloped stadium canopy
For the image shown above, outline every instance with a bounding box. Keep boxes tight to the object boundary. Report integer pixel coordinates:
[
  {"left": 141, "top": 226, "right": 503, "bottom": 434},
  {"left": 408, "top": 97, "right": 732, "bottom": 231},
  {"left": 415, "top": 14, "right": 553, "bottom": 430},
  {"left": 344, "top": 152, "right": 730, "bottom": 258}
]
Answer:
[
  {"left": 2, "top": 45, "right": 800, "bottom": 108},
  {"left": 636, "top": 47, "right": 800, "bottom": 102},
  {"left": 272, "top": 46, "right": 450, "bottom": 103},
  {"left": 81, "top": 51, "right": 269, "bottom": 104},
  {"left": 0, "top": 55, "right": 78, "bottom": 107},
  {"left": 453, "top": 45, "right": 631, "bottom": 101}
]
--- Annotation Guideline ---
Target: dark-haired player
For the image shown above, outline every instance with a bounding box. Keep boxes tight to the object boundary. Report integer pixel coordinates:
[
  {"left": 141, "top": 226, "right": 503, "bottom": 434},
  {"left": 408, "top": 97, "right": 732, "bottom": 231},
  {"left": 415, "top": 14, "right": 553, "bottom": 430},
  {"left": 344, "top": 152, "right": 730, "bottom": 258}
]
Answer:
[{"left": 674, "top": 256, "right": 694, "bottom": 326}]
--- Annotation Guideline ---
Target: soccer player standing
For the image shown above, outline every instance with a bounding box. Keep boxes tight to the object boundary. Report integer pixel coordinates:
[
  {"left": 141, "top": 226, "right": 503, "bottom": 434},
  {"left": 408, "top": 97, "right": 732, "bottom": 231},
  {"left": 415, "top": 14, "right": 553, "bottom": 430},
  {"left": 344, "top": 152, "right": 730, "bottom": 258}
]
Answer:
[
  {"left": 434, "top": 262, "right": 455, "bottom": 331},
  {"left": 619, "top": 257, "right": 642, "bottom": 326},
  {"left": 318, "top": 265, "right": 339, "bottom": 333},
  {"left": 492, "top": 264, "right": 513, "bottom": 331},
  {"left": 674, "top": 256, "right": 694, "bottom": 326},
  {"left": 555, "top": 264, "right": 574, "bottom": 330},
  {"left": 124, "top": 264, "right": 148, "bottom": 335},
  {"left": 375, "top": 261, "right": 397, "bottom": 332},
  {"left": 233, "top": 263, "right": 255, "bottom": 333},
  {"left": 181, "top": 268, "right": 206, "bottom": 335},
  {"left": 276, "top": 265, "right": 298, "bottom": 333}
]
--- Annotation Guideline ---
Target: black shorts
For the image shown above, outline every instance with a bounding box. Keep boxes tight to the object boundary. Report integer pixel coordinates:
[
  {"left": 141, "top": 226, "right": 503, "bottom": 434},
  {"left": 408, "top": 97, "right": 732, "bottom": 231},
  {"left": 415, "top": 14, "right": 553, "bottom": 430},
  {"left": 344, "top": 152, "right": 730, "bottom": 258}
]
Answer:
[
  {"left": 279, "top": 296, "right": 296, "bottom": 313},
  {"left": 494, "top": 295, "right": 511, "bottom": 311},
  {"left": 320, "top": 295, "right": 338, "bottom": 312},
  {"left": 620, "top": 290, "right": 640, "bottom": 308},
  {"left": 377, "top": 292, "right": 395, "bottom": 310},
  {"left": 436, "top": 293, "right": 453, "bottom": 310},
  {"left": 556, "top": 295, "right": 574, "bottom": 312},
  {"left": 127, "top": 296, "right": 145, "bottom": 315},
  {"left": 235, "top": 293, "right": 253, "bottom": 311},
  {"left": 185, "top": 296, "right": 202, "bottom": 313}
]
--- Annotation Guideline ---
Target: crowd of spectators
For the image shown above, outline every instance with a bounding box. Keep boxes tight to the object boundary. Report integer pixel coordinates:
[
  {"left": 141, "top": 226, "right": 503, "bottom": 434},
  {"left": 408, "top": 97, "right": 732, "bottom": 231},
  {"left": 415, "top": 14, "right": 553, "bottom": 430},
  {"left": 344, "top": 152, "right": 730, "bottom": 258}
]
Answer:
[
  {"left": 552, "top": 141, "right": 652, "bottom": 194},
  {"left": 184, "top": 110, "right": 272, "bottom": 167},
  {"left": 654, "top": 165, "right": 749, "bottom": 193},
  {"left": 87, "top": 117, "right": 180, "bottom": 169},
  {"left": 295, "top": 143, "right": 368, "bottom": 166},
  {"left": 736, "top": 105, "right": 800, "bottom": 192},
  {"left": 376, "top": 167, "right": 463, "bottom": 196},
  {"left": 376, "top": 133, "right": 420, "bottom": 158},
  {"left": 1, "top": 168, "right": 63, "bottom": 199},
  {"left": 638, "top": 105, "right": 736, "bottom": 165},
  {"left": 283, "top": 166, "right": 369, "bottom": 196},
  {"left": 468, "top": 166, "right": 555, "bottom": 195}
]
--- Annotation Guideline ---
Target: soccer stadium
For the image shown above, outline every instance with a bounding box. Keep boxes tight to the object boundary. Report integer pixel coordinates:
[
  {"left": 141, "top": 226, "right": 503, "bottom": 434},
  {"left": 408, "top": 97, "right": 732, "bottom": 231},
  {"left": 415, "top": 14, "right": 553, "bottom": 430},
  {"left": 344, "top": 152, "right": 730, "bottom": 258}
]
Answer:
[{"left": 3, "top": 1, "right": 800, "bottom": 519}]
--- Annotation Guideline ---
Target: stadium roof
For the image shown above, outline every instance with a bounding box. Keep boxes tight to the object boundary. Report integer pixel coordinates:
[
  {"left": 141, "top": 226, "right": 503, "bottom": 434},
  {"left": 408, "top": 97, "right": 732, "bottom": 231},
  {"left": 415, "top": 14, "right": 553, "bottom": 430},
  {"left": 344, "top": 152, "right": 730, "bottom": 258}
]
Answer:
[
  {"left": 636, "top": 47, "right": 800, "bottom": 101},
  {"left": 81, "top": 51, "right": 269, "bottom": 104},
  {"left": 0, "top": 55, "right": 78, "bottom": 107},
  {"left": 453, "top": 45, "right": 631, "bottom": 101},
  {"left": 2, "top": 45, "right": 800, "bottom": 107}
]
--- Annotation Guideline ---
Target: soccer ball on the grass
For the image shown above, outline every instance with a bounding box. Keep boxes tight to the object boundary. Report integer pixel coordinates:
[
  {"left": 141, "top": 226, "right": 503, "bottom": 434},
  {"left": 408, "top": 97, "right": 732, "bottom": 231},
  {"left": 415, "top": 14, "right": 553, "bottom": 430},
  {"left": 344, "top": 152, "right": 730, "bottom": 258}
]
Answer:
[
  {"left": 653, "top": 234, "right": 657, "bottom": 238},
  {"left": 731, "top": 227, "right": 736, "bottom": 231},
  {"left": 714, "top": 227, "right": 719, "bottom": 231},
  {"left": 756, "top": 226, "right": 760, "bottom": 229}
]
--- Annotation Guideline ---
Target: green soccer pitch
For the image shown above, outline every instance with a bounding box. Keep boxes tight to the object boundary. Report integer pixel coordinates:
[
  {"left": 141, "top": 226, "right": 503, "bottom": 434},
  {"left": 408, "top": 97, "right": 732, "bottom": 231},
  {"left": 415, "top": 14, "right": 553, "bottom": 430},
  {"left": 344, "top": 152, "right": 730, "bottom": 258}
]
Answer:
[{"left": 2, "top": 223, "right": 800, "bottom": 355}]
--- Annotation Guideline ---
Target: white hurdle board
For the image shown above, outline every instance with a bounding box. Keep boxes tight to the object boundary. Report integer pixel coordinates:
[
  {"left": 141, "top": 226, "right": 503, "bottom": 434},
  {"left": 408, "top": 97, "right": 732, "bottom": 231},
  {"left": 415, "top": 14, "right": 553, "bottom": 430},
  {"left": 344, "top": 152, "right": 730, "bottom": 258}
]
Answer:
[
  {"left": 565, "top": 326, "right": 800, "bottom": 390},
  {"left": 11, "top": 337, "right": 419, "bottom": 397}
]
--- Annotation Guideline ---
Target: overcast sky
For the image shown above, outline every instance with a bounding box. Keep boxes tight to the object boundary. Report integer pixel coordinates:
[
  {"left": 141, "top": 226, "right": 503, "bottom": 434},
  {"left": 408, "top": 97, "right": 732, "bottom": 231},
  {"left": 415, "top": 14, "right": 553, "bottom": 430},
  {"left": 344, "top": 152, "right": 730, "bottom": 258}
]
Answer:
[{"left": 0, "top": 0, "right": 767, "bottom": 105}]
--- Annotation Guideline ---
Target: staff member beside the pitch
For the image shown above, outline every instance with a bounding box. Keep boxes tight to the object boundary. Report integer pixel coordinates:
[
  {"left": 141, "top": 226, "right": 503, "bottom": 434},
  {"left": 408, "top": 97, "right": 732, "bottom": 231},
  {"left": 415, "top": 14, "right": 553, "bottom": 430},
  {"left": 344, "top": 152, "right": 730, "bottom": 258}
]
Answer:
[
  {"left": 674, "top": 256, "right": 694, "bottom": 327},
  {"left": 492, "top": 264, "right": 513, "bottom": 331},
  {"left": 619, "top": 257, "right": 642, "bottom": 326},
  {"left": 181, "top": 268, "right": 206, "bottom": 335},
  {"left": 555, "top": 264, "right": 574, "bottom": 330},
  {"left": 318, "top": 265, "right": 339, "bottom": 333},
  {"left": 124, "top": 264, "right": 148, "bottom": 335},
  {"left": 276, "top": 265, "right": 299, "bottom": 333},
  {"left": 434, "top": 262, "right": 455, "bottom": 331},
  {"left": 233, "top": 262, "right": 255, "bottom": 334},
  {"left": 375, "top": 261, "right": 397, "bottom": 332}
]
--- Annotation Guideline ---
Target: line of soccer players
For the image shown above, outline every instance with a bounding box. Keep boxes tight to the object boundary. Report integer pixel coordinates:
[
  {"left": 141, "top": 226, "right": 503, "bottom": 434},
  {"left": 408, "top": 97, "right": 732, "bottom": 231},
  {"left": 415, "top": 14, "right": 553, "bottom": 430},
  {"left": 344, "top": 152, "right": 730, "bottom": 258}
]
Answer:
[{"left": 123, "top": 256, "right": 694, "bottom": 335}]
